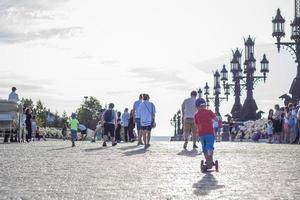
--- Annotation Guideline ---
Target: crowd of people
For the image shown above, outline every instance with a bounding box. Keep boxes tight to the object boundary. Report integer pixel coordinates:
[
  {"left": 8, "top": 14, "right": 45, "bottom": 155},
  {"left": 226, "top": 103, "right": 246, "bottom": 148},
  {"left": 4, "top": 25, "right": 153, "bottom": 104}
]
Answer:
[
  {"left": 68, "top": 93, "right": 156, "bottom": 150},
  {"left": 267, "top": 102, "right": 300, "bottom": 144}
]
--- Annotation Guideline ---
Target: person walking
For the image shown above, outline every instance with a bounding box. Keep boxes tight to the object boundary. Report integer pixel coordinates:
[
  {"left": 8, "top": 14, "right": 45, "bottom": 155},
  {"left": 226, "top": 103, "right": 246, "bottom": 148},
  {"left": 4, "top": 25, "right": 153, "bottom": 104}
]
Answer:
[
  {"left": 121, "top": 108, "right": 130, "bottom": 142},
  {"left": 128, "top": 109, "right": 135, "bottom": 142},
  {"left": 25, "top": 108, "right": 32, "bottom": 142},
  {"left": 31, "top": 115, "right": 38, "bottom": 141},
  {"left": 138, "top": 94, "right": 156, "bottom": 149},
  {"left": 78, "top": 124, "right": 88, "bottom": 141},
  {"left": 102, "top": 103, "right": 117, "bottom": 147},
  {"left": 182, "top": 91, "right": 198, "bottom": 149},
  {"left": 115, "top": 112, "right": 122, "bottom": 142},
  {"left": 68, "top": 113, "right": 79, "bottom": 147},
  {"left": 62, "top": 123, "right": 68, "bottom": 141},
  {"left": 133, "top": 94, "right": 143, "bottom": 145}
]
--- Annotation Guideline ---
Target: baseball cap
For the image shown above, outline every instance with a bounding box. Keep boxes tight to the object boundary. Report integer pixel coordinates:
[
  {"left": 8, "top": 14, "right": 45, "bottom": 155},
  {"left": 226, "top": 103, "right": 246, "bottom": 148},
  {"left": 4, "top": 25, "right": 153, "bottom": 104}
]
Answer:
[{"left": 196, "top": 98, "right": 206, "bottom": 107}]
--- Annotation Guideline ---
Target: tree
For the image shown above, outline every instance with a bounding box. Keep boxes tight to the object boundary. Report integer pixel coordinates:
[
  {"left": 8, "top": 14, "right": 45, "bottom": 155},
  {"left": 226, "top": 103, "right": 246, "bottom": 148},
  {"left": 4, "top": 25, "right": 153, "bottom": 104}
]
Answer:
[
  {"left": 76, "top": 96, "right": 102, "bottom": 130},
  {"left": 34, "top": 99, "right": 47, "bottom": 127},
  {"left": 176, "top": 110, "right": 182, "bottom": 135},
  {"left": 61, "top": 111, "right": 68, "bottom": 124},
  {"left": 170, "top": 110, "right": 182, "bottom": 136},
  {"left": 20, "top": 98, "right": 34, "bottom": 110},
  {"left": 52, "top": 111, "right": 61, "bottom": 128},
  {"left": 170, "top": 114, "right": 177, "bottom": 136}
]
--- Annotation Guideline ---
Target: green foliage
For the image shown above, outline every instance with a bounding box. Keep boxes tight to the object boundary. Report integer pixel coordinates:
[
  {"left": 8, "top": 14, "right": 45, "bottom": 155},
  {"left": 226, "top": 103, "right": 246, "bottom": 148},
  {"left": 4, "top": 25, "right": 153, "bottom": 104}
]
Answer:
[
  {"left": 170, "top": 110, "right": 182, "bottom": 136},
  {"left": 20, "top": 98, "right": 34, "bottom": 110},
  {"left": 76, "top": 96, "right": 102, "bottom": 130},
  {"left": 34, "top": 99, "right": 47, "bottom": 127}
]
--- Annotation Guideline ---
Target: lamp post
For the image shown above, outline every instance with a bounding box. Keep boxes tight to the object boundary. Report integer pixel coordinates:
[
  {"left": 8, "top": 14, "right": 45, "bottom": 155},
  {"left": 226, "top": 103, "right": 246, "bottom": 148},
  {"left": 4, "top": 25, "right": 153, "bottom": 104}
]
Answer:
[
  {"left": 200, "top": 70, "right": 229, "bottom": 116},
  {"left": 220, "top": 36, "right": 269, "bottom": 121},
  {"left": 272, "top": 0, "right": 300, "bottom": 102}
]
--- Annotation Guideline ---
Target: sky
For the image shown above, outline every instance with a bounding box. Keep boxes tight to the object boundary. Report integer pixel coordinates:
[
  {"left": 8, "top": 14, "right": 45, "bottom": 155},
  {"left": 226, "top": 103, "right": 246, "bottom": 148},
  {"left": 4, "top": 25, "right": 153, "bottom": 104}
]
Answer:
[{"left": 0, "top": 0, "right": 296, "bottom": 136}]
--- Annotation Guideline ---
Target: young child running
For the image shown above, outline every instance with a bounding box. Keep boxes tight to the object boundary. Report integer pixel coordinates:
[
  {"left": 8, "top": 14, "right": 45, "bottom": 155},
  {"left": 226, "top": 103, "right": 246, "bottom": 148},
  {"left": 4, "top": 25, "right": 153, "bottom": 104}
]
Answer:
[
  {"left": 194, "top": 98, "right": 218, "bottom": 171},
  {"left": 68, "top": 113, "right": 79, "bottom": 147}
]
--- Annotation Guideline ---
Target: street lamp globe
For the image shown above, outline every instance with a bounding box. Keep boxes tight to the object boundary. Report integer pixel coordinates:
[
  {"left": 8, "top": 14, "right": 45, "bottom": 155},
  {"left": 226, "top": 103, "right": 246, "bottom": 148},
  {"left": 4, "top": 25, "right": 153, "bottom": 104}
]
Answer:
[
  {"left": 291, "top": 17, "right": 300, "bottom": 41},
  {"left": 231, "top": 56, "right": 239, "bottom": 72},
  {"left": 233, "top": 49, "right": 242, "bottom": 64},
  {"left": 260, "top": 54, "right": 269, "bottom": 73},
  {"left": 244, "top": 36, "right": 255, "bottom": 61},
  {"left": 214, "top": 70, "right": 221, "bottom": 87},
  {"left": 260, "top": 54, "right": 269, "bottom": 82},
  {"left": 197, "top": 88, "right": 203, "bottom": 98},
  {"left": 204, "top": 82, "right": 210, "bottom": 95},
  {"left": 220, "top": 64, "right": 228, "bottom": 82},
  {"left": 272, "top": 9, "right": 286, "bottom": 39},
  {"left": 248, "top": 53, "right": 256, "bottom": 70}
]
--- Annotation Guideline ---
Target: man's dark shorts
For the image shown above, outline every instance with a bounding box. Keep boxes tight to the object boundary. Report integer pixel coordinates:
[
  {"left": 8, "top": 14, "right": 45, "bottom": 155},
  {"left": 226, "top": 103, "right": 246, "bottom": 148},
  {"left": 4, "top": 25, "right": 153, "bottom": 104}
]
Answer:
[
  {"left": 81, "top": 129, "right": 87, "bottom": 135},
  {"left": 103, "top": 123, "right": 115, "bottom": 137},
  {"left": 141, "top": 125, "right": 152, "bottom": 131}
]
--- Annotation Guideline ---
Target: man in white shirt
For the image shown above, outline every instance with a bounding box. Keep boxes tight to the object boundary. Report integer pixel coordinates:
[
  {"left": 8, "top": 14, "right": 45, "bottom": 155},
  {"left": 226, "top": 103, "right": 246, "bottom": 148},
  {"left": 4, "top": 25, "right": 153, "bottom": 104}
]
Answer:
[
  {"left": 182, "top": 91, "right": 198, "bottom": 149},
  {"left": 121, "top": 108, "right": 130, "bottom": 142},
  {"left": 138, "top": 94, "right": 156, "bottom": 149},
  {"left": 133, "top": 94, "right": 143, "bottom": 145},
  {"left": 8, "top": 87, "right": 19, "bottom": 103}
]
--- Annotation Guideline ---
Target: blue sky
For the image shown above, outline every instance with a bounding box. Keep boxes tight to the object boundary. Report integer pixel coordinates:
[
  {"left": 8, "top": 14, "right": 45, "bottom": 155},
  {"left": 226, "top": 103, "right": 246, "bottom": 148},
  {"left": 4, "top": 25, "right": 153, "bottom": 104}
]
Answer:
[{"left": 0, "top": 0, "right": 295, "bottom": 135}]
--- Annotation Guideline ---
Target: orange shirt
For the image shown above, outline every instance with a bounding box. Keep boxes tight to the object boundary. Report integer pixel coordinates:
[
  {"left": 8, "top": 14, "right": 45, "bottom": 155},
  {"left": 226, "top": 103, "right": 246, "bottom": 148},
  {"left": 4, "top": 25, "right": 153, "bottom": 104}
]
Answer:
[{"left": 194, "top": 108, "right": 216, "bottom": 136}]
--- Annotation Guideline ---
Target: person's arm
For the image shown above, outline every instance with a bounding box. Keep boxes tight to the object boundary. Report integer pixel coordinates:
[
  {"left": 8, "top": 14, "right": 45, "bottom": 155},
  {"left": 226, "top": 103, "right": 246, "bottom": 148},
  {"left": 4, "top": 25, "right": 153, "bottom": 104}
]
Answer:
[{"left": 181, "top": 100, "right": 185, "bottom": 124}]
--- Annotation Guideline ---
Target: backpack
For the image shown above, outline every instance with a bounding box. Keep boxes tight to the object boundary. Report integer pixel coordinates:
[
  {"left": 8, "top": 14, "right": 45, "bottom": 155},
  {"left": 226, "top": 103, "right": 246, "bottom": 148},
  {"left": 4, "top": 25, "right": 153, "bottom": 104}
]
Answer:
[{"left": 104, "top": 110, "right": 114, "bottom": 122}]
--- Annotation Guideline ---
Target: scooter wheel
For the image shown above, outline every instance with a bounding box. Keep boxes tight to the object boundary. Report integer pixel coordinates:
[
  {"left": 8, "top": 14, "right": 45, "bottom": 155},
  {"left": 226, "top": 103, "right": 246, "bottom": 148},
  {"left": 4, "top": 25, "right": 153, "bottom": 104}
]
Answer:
[{"left": 215, "top": 160, "right": 219, "bottom": 172}]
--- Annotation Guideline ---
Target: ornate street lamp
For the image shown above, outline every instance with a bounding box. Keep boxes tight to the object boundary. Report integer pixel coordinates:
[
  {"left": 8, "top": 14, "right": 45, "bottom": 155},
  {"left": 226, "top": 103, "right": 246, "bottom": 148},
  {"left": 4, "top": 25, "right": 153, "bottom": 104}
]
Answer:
[
  {"left": 202, "top": 70, "right": 229, "bottom": 116},
  {"left": 272, "top": 0, "right": 300, "bottom": 102},
  {"left": 221, "top": 36, "right": 269, "bottom": 121}
]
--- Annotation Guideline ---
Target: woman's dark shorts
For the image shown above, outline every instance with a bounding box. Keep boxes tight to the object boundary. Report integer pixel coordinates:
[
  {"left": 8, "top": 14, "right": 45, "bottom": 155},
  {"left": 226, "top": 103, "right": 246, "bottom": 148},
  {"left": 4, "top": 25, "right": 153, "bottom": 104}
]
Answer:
[
  {"left": 141, "top": 126, "right": 152, "bottom": 131},
  {"left": 104, "top": 123, "right": 115, "bottom": 137}
]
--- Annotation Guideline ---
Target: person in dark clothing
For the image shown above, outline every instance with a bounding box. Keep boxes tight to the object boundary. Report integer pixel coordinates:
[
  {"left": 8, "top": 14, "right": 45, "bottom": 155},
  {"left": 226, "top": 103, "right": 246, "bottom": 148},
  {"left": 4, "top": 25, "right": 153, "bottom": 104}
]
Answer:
[
  {"left": 128, "top": 109, "right": 135, "bottom": 142},
  {"left": 25, "top": 108, "right": 32, "bottom": 142},
  {"left": 115, "top": 112, "right": 122, "bottom": 142}
]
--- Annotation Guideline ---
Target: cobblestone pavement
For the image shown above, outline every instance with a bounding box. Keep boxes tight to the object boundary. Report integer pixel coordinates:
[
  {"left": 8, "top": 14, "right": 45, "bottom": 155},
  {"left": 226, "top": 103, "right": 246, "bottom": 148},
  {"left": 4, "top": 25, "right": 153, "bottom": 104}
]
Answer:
[{"left": 0, "top": 140, "right": 300, "bottom": 200}]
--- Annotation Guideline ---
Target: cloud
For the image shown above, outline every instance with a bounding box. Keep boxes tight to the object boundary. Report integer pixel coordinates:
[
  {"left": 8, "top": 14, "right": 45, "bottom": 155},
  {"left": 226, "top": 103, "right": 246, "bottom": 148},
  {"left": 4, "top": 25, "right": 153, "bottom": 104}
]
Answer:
[
  {"left": 0, "top": 27, "right": 83, "bottom": 43},
  {"left": 0, "top": 71, "right": 52, "bottom": 93},
  {"left": 129, "top": 67, "right": 191, "bottom": 90},
  {"left": 106, "top": 90, "right": 131, "bottom": 96},
  {"left": 101, "top": 60, "right": 119, "bottom": 65},
  {"left": 0, "top": 0, "right": 78, "bottom": 44}
]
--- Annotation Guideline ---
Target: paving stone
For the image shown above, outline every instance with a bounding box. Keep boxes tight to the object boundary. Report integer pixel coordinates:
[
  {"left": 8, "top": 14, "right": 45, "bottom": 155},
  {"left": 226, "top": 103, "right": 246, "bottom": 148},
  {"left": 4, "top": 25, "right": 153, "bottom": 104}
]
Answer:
[{"left": 0, "top": 141, "right": 299, "bottom": 199}]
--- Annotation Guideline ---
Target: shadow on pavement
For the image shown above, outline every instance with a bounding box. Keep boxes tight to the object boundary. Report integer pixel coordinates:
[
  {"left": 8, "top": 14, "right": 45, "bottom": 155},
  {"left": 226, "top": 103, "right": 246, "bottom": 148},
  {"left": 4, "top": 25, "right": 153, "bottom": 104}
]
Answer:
[
  {"left": 177, "top": 149, "right": 201, "bottom": 157},
  {"left": 48, "top": 146, "right": 73, "bottom": 151},
  {"left": 84, "top": 146, "right": 111, "bottom": 152},
  {"left": 193, "top": 173, "right": 225, "bottom": 196},
  {"left": 123, "top": 148, "right": 146, "bottom": 156},
  {"left": 118, "top": 145, "right": 139, "bottom": 151}
]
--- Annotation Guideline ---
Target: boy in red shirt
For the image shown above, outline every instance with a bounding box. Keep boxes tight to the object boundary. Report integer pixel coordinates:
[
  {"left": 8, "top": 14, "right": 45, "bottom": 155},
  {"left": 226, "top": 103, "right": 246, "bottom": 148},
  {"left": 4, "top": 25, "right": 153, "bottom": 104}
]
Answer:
[{"left": 194, "top": 98, "right": 218, "bottom": 171}]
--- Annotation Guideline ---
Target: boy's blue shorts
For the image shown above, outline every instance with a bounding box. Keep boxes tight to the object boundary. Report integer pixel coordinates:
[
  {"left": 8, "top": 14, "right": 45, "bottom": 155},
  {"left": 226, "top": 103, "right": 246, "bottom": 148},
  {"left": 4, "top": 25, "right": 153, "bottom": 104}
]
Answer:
[
  {"left": 71, "top": 129, "right": 77, "bottom": 140},
  {"left": 199, "top": 134, "right": 215, "bottom": 153}
]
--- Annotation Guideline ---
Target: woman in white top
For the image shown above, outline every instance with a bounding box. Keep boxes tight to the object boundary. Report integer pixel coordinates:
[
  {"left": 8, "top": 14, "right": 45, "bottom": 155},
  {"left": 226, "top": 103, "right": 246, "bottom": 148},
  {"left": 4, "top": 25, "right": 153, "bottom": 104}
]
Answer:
[{"left": 138, "top": 94, "right": 156, "bottom": 149}]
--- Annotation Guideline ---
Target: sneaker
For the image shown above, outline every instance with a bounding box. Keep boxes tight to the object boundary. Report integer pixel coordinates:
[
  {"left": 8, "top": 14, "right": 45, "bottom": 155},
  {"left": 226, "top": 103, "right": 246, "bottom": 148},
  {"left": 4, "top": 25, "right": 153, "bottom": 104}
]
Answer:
[
  {"left": 193, "top": 144, "right": 198, "bottom": 149},
  {"left": 137, "top": 141, "right": 144, "bottom": 146},
  {"left": 112, "top": 142, "right": 117, "bottom": 146},
  {"left": 102, "top": 142, "right": 107, "bottom": 147},
  {"left": 183, "top": 141, "right": 188, "bottom": 149}
]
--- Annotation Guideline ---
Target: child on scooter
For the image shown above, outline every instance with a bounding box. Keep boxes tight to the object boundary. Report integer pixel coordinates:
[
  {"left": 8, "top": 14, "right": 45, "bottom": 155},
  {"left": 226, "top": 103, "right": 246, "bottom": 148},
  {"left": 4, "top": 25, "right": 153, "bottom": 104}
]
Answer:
[{"left": 194, "top": 98, "right": 218, "bottom": 171}]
